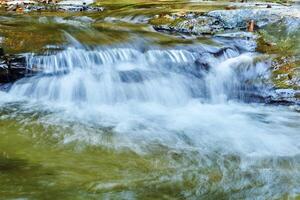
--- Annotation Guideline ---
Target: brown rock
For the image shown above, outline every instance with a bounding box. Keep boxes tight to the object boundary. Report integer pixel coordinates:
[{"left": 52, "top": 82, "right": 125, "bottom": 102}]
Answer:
[{"left": 247, "top": 20, "right": 255, "bottom": 32}]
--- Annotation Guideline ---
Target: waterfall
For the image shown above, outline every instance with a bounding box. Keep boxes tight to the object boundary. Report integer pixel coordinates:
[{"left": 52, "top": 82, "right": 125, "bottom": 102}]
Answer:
[
  {"left": 8, "top": 38, "right": 298, "bottom": 158},
  {"left": 9, "top": 43, "right": 270, "bottom": 105},
  {"left": 1, "top": 34, "right": 300, "bottom": 200}
]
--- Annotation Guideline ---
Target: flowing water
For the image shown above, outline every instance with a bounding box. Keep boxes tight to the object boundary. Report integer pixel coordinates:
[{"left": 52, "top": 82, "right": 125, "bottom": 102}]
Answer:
[{"left": 1, "top": 2, "right": 300, "bottom": 199}]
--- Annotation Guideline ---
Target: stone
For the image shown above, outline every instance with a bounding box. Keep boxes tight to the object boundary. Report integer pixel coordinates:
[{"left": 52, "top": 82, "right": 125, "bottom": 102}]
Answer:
[
  {"left": 152, "top": 6, "right": 300, "bottom": 37},
  {"left": 57, "top": 0, "right": 94, "bottom": 6},
  {"left": 207, "top": 7, "right": 300, "bottom": 30},
  {"left": 0, "top": 54, "right": 31, "bottom": 83},
  {"left": 153, "top": 16, "right": 224, "bottom": 35},
  {"left": 6, "top": 0, "right": 36, "bottom": 6}
]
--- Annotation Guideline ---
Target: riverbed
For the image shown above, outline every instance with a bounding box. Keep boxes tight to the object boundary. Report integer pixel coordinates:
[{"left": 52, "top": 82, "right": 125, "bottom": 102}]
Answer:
[{"left": 0, "top": 1, "right": 300, "bottom": 199}]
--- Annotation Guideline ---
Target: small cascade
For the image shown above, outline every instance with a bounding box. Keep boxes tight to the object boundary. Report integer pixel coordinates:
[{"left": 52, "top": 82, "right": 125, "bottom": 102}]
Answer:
[
  {"left": 206, "top": 53, "right": 270, "bottom": 103},
  {"left": 1, "top": 29, "right": 300, "bottom": 200},
  {"left": 9, "top": 42, "right": 271, "bottom": 105}
]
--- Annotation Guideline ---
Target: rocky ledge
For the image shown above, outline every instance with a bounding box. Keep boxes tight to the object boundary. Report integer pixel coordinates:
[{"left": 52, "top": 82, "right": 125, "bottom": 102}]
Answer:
[
  {"left": 4, "top": 0, "right": 104, "bottom": 12},
  {"left": 149, "top": 4, "right": 300, "bottom": 104},
  {"left": 150, "top": 5, "right": 300, "bottom": 35},
  {"left": 0, "top": 48, "right": 34, "bottom": 84}
]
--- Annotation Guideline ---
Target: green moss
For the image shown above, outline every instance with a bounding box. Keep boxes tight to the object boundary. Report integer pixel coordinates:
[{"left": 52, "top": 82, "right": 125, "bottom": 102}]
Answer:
[
  {"left": 149, "top": 15, "right": 174, "bottom": 26},
  {"left": 271, "top": 59, "right": 300, "bottom": 89},
  {"left": 257, "top": 20, "right": 300, "bottom": 90},
  {"left": 170, "top": 17, "right": 186, "bottom": 26}
]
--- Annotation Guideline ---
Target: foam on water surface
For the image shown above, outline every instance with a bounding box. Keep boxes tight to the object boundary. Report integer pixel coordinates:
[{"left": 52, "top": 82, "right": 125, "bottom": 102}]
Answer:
[{"left": 0, "top": 36, "right": 300, "bottom": 199}]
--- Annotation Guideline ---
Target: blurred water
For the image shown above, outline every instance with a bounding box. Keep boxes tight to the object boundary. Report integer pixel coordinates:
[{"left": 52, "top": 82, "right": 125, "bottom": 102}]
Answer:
[{"left": 0, "top": 20, "right": 299, "bottom": 200}]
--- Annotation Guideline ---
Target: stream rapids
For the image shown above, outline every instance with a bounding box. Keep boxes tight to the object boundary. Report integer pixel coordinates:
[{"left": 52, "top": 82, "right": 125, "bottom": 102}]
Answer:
[{"left": 0, "top": 7, "right": 300, "bottom": 200}]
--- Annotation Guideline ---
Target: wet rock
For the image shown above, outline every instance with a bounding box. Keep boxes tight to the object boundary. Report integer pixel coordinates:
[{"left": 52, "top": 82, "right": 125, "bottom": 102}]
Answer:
[
  {"left": 6, "top": 4, "right": 17, "bottom": 11},
  {"left": 225, "top": 5, "right": 237, "bottom": 10},
  {"left": 58, "top": 5, "right": 84, "bottom": 12},
  {"left": 4, "top": 0, "right": 104, "bottom": 12},
  {"left": 153, "top": 16, "right": 224, "bottom": 35},
  {"left": 275, "top": 89, "right": 297, "bottom": 98},
  {"left": 267, "top": 89, "right": 300, "bottom": 105},
  {"left": 207, "top": 7, "right": 300, "bottom": 30},
  {"left": 6, "top": 0, "right": 36, "bottom": 6},
  {"left": 215, "top": 32, "right": 257, "bottom": 52},
  {"left": 229, "top": 2, "right": 286, "bottom": 9},
  {"left": 57, "top": 0, "right": 103, "bottom": 12},
  {"left": 0, "top": 61, "right": 11, "bottom": 83},
  {"left": 0, "top": 51, "right": 31, "bottom": 83},
  {"left": 57, "top": 5, "right": 104, "bottom": 12},
  {"left": 152, "top": 6, "right": 300, "bottom": 36},
  {"left": 57, "top": 0, "right": 94, "bottom": 6},
  {"left": 177, "top": 16, "right": 224, "bottom": 35},
  {"left": 271, "top": 56, "right": 300, "bottom": 90},
  {"left": 267, "top": 56, "right": 300, "bottom": 104}
]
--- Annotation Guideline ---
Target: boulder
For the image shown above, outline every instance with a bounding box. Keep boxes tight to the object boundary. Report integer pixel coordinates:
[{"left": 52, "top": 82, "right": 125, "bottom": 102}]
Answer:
[
  {"left": 151, "top": 7, "right": 300, "bottom": 35},
  {"left": 153, "top": 16, "right": 224, "bottom": 35},
  {"left": 207, "top": 7, "right": 300, "bottom": 30},
  {"left": 0, "top": 51, "right": 30, "bottom": 83},
  {"left": 207, "top": 9, "right": 281, "bottom": 29}
]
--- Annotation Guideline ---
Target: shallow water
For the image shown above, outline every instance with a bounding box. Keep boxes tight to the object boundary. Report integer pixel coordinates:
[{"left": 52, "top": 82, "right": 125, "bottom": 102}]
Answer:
[
  {"left": 1, "top": 93, "right": 300, "bottom": 199},
  {"left": 1, "top": 1, "right": 300, "bottom": 199}
]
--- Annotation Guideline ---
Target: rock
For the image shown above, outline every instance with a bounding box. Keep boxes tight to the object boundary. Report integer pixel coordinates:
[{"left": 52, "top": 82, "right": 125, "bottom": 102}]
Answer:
[
  {"left": 55, "top": 0, "right": 103, "bottom": 12},
  {"left": 207, "top": 9, "right": 278, "bottom": 29},
  {"left": 0, "top": 61, "right": 9, "bottom": 83},
  {"left": 0, "top": 53, "right": 32, "bottom": 83},
  {"left": 153, "top": 16, "right": 224, "bottom": 35},
  {"left": 6, "top": 0, "right": 36, "bottom": 6},
  {"left": 275, "top": 89, "right": 296, "bottom": 98},
  {"left": 58, "top": 5, "right": 84, "bottom": 11},
  {"left": 207, "top": 7, "right": 300, "bottom": 30},
  {"left": 57, "top": 0, "right": 94, "bottom": 6},
  {"left": 215, "top": 32, "right": 257, "bottom": 52},
  {"left": 247, "top": 20, "right": 255, "bottom": 32},
  {"left": 4, "top": 0, "right": 103, "bottom": 12},
  {"left": 7, "top": 4, "right": 17, "bottom": 11},
  {"left": 225, "top": 5, "right": 237, "bottom": 10},
  {"left": 57, "top": 4, "right": 103, "bottom": 12},
  {"left": 152, "top": 6, "right": 300, "bottom": 37},
  {"left": 267, "top": 89, "right": 300, "bottom": 105}
]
